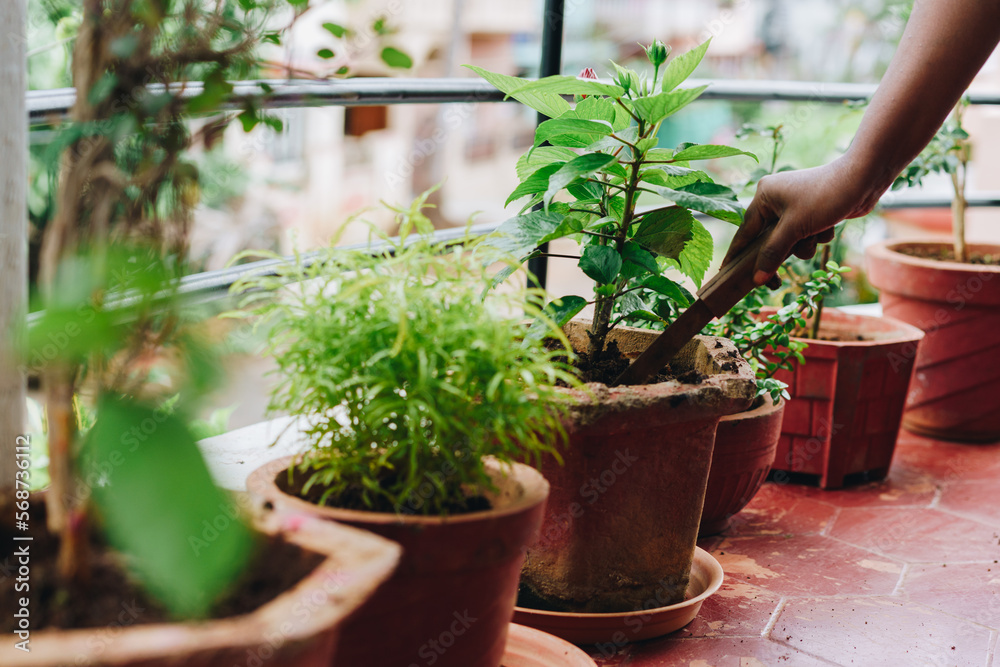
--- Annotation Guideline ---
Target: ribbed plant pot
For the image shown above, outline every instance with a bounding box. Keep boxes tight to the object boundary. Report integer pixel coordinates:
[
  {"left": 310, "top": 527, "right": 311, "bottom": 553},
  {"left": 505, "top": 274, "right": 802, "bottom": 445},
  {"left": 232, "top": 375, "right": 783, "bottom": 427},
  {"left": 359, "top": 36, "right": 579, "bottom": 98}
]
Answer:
[
  {"left": 519, "top": 322, "right": 756, "bottom": 614},
  {"left": 699, "top": 397, "right": 785, "bottom": 536},
  {"left": 247, "top": 456, "right": 548, "bottom": 667},
  {"left": 866, "top": 240, "right": 1000, "bottom": 442},
  {"left": 1, "top": 506, "right": 400, "bottom": 667},
  {"left": 767, "top": 307, "right": 925, "bottom": 489}
]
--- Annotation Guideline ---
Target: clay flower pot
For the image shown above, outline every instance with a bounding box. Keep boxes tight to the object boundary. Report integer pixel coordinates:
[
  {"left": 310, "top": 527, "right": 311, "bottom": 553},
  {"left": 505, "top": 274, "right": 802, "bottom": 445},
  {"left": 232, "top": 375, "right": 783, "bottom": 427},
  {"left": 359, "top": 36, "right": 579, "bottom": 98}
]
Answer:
[
  {"left": 699, "top": 396, "right": 785, "bottom": 536},
  {"left": 520, "top": 322, "right": 756, "bottom": 614},
  {"left": 1, "top": 509, "right": 401, "bottom": 667},
  {"left": 767, "top": 307, "right": 925, "bottom": 489},
  {"left": 866, "top": 240, "right": 1000, "bottom": 442},
  {"left": 247, "top": 455, "right": 549, "bottom": 667}
]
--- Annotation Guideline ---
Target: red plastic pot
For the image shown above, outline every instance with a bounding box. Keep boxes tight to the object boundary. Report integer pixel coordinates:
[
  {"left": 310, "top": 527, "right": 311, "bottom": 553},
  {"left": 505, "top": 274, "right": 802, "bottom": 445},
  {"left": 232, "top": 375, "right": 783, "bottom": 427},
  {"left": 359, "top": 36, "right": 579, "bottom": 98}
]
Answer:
[
  {"left": 866, "top": 240, "right": 1000, "bottom": 442},
  {"left": 699, "top": 397, "right": 785, "bottom": 536},
  {"left": 247, "top": 456, "right": 548, "bottom": 667},
  {"left": 767, "top": 307, "right": 925, "bottom": 489},
  {"left": 520, "top": 322, "right": 756, "bottom": 614}
]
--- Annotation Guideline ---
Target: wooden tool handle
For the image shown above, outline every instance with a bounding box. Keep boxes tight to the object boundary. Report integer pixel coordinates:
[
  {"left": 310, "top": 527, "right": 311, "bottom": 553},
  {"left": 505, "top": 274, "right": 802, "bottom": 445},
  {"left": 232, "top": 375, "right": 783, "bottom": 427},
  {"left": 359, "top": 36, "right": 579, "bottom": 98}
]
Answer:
[{"left": 696, "top": 230, "right": 771, "bottom": 318}]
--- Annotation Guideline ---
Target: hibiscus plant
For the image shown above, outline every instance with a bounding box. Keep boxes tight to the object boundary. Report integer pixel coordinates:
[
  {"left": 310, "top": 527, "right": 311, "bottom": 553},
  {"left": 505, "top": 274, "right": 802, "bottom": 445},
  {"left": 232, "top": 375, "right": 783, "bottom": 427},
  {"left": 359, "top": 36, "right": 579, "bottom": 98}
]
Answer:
[{"left": 468, "top": 40, "right": 757, "bottom": 360}]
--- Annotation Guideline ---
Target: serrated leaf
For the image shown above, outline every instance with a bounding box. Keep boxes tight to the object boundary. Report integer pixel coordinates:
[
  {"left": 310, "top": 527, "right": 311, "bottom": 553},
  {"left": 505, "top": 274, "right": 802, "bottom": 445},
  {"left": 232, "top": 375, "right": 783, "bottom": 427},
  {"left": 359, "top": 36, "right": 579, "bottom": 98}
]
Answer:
[
  {"left": 534, "top": 118, "right": 613, "bottom": 148},
  {"left": 482, "top": 211, "right": 565, "bottom": 258},
  {"left": 507, "top": 162, "right": 564, "bottom": 206},
  {"left": 579, "top": 245, "right": 622, "bottom": 284},
  {"left": 544, "top": 153, "right": 618, "bottom": 208},
  {"left": 640, "top": 165, "right": 711, "bottom": 189},
  {"left": 516, "top": 147, "right": 579, "bottom": 181},
  {"left": 83, "top": 396, "right": 253, "bottom": 618},
  {"left": 641, "top": 275, "right": 692, "bottom": 307},
  {"left": 657, "top": 181, "right": 744, "bottom": 224},
  {"left": 566, "top": 180, "right": 604, "bottom": 202},
  {"left": 464, "top": 65, "right": 570, "bottom": 119},
  {"left": 524, "top": 296, "right": 588, "bottom": 343},
  {"left": 661, "top": 39, "right": 710, "bottom": 92},
  {"left": 620, "top": 242, "right": 659, "bottom": 280},
  {"left": 631, "top": 85, "right": 707, "bottom": 125},
  {"left": 510, "top": 75, "right": 624, "bottom": 99},
  {"left": 671, "top": 144, "right": 758, "bottom": 162},
  {"left": 616, "top": 291, "right": 648, "bottom": 318},
  {"left": 673, "top": 218, "right": 713, "bottom": 287},
  {"left": 631, "top": 206, "right": 696, "bottom": 259},
  {"left": 538, "top": 216, "right": 585, "bottom": 244},
  {"left": 381, "top": 46, "right": 412, "bottom": 68}
]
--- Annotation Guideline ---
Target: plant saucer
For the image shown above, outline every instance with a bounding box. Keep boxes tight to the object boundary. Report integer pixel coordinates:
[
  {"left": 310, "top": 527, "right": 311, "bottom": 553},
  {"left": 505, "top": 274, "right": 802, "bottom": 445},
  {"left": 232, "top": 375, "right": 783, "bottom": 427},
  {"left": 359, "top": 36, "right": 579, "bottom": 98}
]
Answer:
[
  {"left": 501, "top": 623, "right": 597, "bottom": 666},
  {"left": 513, "top": 547, "right": 724, "bottom": 645}
]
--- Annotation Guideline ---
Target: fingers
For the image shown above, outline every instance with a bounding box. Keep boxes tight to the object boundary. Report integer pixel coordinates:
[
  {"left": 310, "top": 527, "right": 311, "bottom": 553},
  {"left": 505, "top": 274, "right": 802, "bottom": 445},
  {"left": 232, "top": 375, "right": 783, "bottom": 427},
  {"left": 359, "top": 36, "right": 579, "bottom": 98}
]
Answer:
[
  {"left": 792, "top": 237, "right": 818, "bottom": 260},
  {"left": 752, "top": 219, "right": 799, "bottom": 286},
  {"left": 722, "top": 194, "right": 769, "bottom": 268},
  {"left": 817, "top": 229, "right": 835, "bottom": 244}
]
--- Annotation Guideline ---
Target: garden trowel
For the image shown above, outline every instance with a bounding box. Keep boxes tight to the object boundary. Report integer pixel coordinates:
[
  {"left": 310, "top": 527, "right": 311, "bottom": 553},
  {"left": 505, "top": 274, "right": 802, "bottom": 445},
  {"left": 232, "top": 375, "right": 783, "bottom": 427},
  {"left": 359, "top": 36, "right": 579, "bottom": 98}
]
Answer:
[{"left": 612, "top": 231, "right": 772, "bottom": 387}]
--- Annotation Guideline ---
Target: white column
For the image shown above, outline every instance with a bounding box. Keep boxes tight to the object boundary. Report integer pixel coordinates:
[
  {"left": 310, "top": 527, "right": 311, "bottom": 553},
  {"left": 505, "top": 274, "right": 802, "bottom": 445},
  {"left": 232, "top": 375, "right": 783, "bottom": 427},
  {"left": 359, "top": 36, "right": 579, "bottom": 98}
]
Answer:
[{"left": 0, "top": 0, "right": 28, "bottom": 493}]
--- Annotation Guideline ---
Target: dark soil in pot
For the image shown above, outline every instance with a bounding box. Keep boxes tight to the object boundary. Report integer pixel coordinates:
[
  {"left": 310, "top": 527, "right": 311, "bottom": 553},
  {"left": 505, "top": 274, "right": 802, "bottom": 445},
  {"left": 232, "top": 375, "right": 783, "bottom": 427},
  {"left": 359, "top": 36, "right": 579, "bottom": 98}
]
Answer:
[
  {"left": 0, "top": 502, "right": 319, "bottom": 633},
  {"left": 896, "top": 245, "right": 1000, "bottom": 265},
  {"left": 548, "top": 339, "right": 709, "bottom": 386}
]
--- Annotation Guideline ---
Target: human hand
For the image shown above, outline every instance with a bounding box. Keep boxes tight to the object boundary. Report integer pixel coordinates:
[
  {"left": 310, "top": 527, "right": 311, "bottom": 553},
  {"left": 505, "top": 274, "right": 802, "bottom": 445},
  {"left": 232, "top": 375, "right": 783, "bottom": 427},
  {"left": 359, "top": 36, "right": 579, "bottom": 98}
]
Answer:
[{"left": 722, "top": 158, "right": 880, "bottom": 287}]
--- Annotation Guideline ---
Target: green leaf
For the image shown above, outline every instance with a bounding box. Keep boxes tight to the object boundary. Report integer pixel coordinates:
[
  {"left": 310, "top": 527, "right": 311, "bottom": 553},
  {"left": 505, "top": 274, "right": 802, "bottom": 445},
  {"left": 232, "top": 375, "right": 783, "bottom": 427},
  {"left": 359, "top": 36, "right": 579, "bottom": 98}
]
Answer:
[
  {"left": 534, "top": 118, "right": 613, "bottom": 148},
  {"left": 661, "top": 40, "right": 710, "bottom": 92},
  {"left": 516, "top": 147, "right": 580, "bottom": 181},
  {"left": 620, "top": 242, "right": 660, "bottom": 280},
  {"left": 640, "top": 165, "right": 711, "bottom": 189},
  {"left": 110, "top": 34, "right": 139, "bottom": 59},
  {"left": 631, "top": 206, "right": 696, "bottom": 259},
  {"left": 262, "top": 32, "right": 281, "bottom": 45},
  {"left": 317, "top": 48, "right": 335, "bottom": 59},
  {"left": 658, "top": 182, "right": 745, "bottom": 224},
  {"left": 544, "top": 153, "right": 618, "bottom": 208},
  {"left": 630, "top": 85, "right": 707, "bottom": 125},
  {"left": 616, "top": 291, "right": 648, "bottom": 319},
  {"left": 538, "top": 216, "right": 585, "bottom": 244},
  {"left": 561, "top": 96, "right": 630, "bottom": 131},
  {"left": 674, "top": 218, "right": 714, "bottom": 287},
  {"left": 579, "top": 245, "right": 622, "bottom": 284},
  {"left": 671, "top": 144, "right": 758, "bottom": 162},
  {"left": 88, "top": 72, "right": 118, "bottom": 105},
  {"left": 187, "top": 70, "right": 234, "bottom": 113},
  {"left": 510, "top": 75, "right": 625, "bottom": 99},
  {"left": 524, "top": 296, "right": 588, "bottom": 343},
  {"left": 482, "top": 211, "right": 565, "bottom": 258},
  {"left": 381, "top": 46, "right": 413, "bottom": 69},
  {"left": 464, "top": 65, "right": 570, "bottom": 119},
  {"left": 622, "top": 309, "right": 664, "bottom": 325},
  {"left": 83, "top": 396, "right": 254, "bottom": 618},
  {"left": 641, "top": 275, "right": 692, "bottom": 307},
  {"left": 507, "top": 163, "right": 565, "bottom": 207},
  {"left": 322, "top": 22, "right": 349, "bottom": 38}
]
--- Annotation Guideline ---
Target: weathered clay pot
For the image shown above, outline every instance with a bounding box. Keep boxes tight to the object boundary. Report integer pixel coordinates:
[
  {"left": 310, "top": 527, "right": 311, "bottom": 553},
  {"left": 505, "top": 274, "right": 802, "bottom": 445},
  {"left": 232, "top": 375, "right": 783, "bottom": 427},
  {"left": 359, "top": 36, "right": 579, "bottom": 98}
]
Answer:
[
  {"left": 866, "top": 240, "right": 1000, "bottom": 442},
  {"left": 520, "top": 322, "right": 756, "bottom": 614},
  {"left": 1, "top": 507, "right": 400, "bottom": 667},
  {"left": 699, "top": 396, "right": 785, "bottom": 536},
  {"left": 247, "top": 456, "right": 548, "bottom": 667},
  {"left": 767, "top": 307, "right": 925, "bottom": 488}
]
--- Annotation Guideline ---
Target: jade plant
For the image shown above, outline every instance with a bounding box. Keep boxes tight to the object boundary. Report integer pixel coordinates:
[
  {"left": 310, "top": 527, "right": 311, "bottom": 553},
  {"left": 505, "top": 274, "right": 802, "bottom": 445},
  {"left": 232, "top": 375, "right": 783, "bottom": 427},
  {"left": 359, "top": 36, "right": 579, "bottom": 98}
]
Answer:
[
  {"left": 892, "top": 98, "right": 971, "bottom": 262},
  {"left": 228, "top": 202, "right": 578, "bottom": 516},
  {"left": 469, "top": 40, "right": 757, "bottom": 363}
]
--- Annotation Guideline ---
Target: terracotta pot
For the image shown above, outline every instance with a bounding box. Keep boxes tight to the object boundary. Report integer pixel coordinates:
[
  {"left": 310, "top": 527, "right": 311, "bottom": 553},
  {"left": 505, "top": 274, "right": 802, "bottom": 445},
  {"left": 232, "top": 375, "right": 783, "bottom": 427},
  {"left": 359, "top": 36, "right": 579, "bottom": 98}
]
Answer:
[
  {"left": 247, "top": 456, "right": 549, "bottom": 667},
  {"left": 1, "top": 508, "right": 400, "bottom": 667},
  {"left": 520, "top": 322, "right": 756, "bottom": 614},
  {"left": 766, "top": 307, "right": 925, "bottom": 489},
  {"left": 880, "top": 208, "right": 954, "bottom": 235},
  {"left": 866, "top": 240, "right": 1000, "bottom": 442},
  {"left": 699, "top": 396, "right": 785, "bottom": 536}
]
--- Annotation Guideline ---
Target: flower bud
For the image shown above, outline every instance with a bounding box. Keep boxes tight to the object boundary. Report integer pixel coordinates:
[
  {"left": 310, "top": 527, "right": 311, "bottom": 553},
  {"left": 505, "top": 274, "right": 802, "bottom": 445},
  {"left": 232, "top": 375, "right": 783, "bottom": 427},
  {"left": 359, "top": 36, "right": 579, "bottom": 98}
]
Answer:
[
  {"left": 645, "top": 40, "right": 669, "bottom": 67},
  {"left": 579, "top": 67, "right": 598, "bottom": 80}
]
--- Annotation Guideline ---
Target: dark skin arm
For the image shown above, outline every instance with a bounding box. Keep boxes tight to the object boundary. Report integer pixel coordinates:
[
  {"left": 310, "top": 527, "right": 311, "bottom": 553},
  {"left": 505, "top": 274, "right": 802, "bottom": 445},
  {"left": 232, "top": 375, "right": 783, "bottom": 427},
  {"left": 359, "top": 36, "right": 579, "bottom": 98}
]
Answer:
[{"left": 724, "top": 0, "right": 1000, "bottom": 286}]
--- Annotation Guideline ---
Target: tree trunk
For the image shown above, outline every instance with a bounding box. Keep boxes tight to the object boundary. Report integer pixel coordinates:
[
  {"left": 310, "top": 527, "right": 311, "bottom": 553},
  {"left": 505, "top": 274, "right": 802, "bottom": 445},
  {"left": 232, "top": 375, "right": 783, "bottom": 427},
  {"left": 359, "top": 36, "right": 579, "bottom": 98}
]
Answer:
[{"left": 0, "top": 0, "right": 28, "bottom": 496}]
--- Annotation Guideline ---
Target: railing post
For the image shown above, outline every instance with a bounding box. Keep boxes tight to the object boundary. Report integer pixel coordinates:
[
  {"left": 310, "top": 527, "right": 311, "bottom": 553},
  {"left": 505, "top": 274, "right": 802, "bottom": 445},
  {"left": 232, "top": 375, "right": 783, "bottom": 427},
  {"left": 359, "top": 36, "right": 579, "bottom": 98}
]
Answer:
[
  {"left": 1, "top": 0, "right": 27, "bottom": 493},
  {"left": 527, "top": 0, "right": 565, "bottom": 291}
]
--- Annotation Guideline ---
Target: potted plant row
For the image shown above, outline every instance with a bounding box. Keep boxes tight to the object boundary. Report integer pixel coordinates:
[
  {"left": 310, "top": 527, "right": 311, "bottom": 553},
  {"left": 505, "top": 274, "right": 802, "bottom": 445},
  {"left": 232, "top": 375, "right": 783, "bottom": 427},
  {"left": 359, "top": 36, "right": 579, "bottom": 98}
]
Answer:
[
  {"left": 237, "top": 211, "right": 577, "bottom": 667},
  {"left": 470, "top": 39, "right": 757, "bottom": 640},
  {"left": 3, "top": 2, "right": 405, "bottom": 665},
  {"left": 866, "top": 99, "right": 1000, "bottom": 442}
]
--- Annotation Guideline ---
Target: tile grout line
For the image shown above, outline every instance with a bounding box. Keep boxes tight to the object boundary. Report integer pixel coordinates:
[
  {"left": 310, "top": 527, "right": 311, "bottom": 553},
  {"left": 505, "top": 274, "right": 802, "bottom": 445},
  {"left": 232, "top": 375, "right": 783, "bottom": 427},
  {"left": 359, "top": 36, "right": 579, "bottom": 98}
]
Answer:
[{"left": 890, "top": 561, "right": 909, "bottom": 597}]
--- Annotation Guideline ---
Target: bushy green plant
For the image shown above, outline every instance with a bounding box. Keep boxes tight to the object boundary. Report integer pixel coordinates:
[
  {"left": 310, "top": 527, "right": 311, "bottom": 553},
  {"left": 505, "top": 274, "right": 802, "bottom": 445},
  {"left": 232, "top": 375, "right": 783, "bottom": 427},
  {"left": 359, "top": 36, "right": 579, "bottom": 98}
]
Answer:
[
  {"left": 469, "top": 40, "right": 757, "bottom": 363},
  {"left": 706, "top": 261, "right": 850, "bottom": 404},
  {"left": 228, "top": 210, "right": 578, "bottom": 516}
]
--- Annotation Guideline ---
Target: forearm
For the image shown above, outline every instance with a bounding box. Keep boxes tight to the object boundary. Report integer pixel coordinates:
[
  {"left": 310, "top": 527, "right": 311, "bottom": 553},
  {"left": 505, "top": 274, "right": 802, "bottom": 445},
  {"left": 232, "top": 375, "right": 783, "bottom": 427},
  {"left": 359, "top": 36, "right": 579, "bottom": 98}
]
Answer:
[{"left": 843, "top": 0, "right": 1000, "bottom": 198}]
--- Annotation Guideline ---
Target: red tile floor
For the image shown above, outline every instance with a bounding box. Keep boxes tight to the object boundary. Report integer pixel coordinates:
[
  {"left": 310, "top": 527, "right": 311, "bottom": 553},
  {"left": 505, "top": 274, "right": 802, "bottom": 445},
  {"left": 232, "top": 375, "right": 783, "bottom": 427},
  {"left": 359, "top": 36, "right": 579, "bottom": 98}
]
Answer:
[{"left": 586, "top": 430, "right": 1000, "bottom": 666}]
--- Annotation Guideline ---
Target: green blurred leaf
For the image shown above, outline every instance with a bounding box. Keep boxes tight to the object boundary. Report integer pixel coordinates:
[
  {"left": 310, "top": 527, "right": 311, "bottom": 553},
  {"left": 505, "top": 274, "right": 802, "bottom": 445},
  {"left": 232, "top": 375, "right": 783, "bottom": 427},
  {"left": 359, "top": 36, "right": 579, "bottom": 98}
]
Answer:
[
  {"left": 516, "top": 147, "right": 580, "bottom": 181},
  {"left": 510, "top": 75, "right": 624, "bottom": 99},
  {"left": 482, "top": 211, "right": 565, "bottom": 258},
  {"left": 381, "top": 46, "right": 413, "bottom": 69},
  {"left": 317, "top": 48, "right": 335, "bottom": 59},
  {"left": 322, "top": 22, "right": 349, "bottom": 38},
  {"left": 83, "top": 395, "right": 254, "bottom": 618},
  {"left": 660, "top": 40, "right": 710, "bottom": 92}
]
